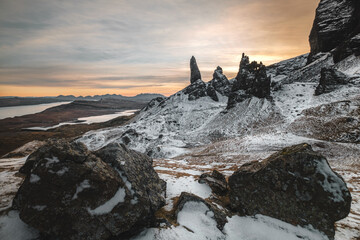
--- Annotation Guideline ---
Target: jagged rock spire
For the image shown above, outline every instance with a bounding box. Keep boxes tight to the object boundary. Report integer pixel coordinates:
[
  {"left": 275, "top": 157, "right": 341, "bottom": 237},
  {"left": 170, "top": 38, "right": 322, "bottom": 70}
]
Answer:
[
  {"left": 236, "top": 53, "right": 250, "bottom": 78},
  {"left": 190, "top": 56, "right": 201, "bottom": 84},
  {"left": 227, "top": 53, "right": 271, "bottom": 109},
  {"left": 210, "top": 66, "right": 230, "bottom": 96}
]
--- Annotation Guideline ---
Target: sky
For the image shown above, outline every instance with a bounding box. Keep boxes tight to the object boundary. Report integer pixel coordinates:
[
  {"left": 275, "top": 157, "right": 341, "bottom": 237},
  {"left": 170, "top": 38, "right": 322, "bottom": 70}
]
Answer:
[{"left": 0, "top": 0, "right": 319, "bottom": 97}]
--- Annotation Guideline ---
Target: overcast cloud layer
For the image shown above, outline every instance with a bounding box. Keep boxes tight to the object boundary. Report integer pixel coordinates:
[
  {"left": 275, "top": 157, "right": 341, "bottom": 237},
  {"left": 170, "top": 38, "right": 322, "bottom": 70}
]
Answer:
[{"left": 0, "top": 0, "right": 318, "bottom": 96}]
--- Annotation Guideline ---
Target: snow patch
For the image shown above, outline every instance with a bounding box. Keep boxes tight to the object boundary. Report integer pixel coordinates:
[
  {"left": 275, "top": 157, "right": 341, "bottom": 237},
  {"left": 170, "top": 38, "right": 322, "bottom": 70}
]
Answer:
[
  {"left": 87, "top": 187, "right": 125, "bottom": 215},
  {"left": 32, "top": 205, "right": 46, "bottom": 211},
  {"left": 178, "top": 201, "right": 223, "bottom": 239},
  {"left": 115, "top": 169, "right": 138, "bottom": 205},
  {"left": 0, "top": 211, "right": 39, "bottom": 240},
  {"left": 72, "top": 180, "right": 91, "bottom": 200},
  {"left": 316, "top": 159, "right": 347, "bottom": 202},
  {"left": 29, "top": 174, "right": 40, "bottom": 183},
  {"left": 56, "top": 167, "right": 68, "bottom": 176},
  {"left": 224, "top": 214, "right": 328, "bottom": 240},
  {"left": 44, "top": 156, "right": 59, "bottom": 168},
  {"left": 131, "top": 210, "right": 328, "bottom": 240}
]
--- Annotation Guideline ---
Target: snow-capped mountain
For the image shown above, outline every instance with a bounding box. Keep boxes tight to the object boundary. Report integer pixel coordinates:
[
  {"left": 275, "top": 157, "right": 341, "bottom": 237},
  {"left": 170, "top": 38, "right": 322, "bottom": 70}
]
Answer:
[
  {"left": 78, "top": 0, "right": 360, "bottom": 156},
  {"left": 79, "top": 52, "right": 360, "bottom": 158}
]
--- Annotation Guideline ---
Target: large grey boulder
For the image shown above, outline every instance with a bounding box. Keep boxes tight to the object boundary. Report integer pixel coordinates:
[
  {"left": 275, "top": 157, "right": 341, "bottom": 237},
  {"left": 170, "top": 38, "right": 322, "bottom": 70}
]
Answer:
[
  {"left": 13, "top": 140, "right": 166, "bottom": 240},
  {"left": 228, "top": 143, "right": 351, "bottom": 239}
]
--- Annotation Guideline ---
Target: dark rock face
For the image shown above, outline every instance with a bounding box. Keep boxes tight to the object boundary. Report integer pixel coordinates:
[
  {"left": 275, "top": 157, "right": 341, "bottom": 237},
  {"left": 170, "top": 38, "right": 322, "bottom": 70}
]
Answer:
[
  {"left": 175, "top": 192, "right": 227, "bottom": 231},
  {"left": 13, "top": 140, "right": 166, "bottom": 240},
  {"left": 199, "top": 170, "right": 228, "bottom": 196},
  {"left": 333, "top": 33, "right": 360, "bottom": 62},
  {"left": 228, "top": 143, "right": 351, "bottom": 239},
  {"left": 226, "top": 91, "right": 252, "bottom": 110},
  {"left": 190, "top": 56, "right": 202, "bottom": 84},
  {"left": 121, "top": 129, "right": 139, "bottom": 145},
  {"left": 309, "top": 0, "right": 360, "bottom": 63},
  {"left": 143, "top": 97, "right": 166, "bottom": 111},
  {"left": 183, "top": 79, "right": 217, "bottom": 101},
  {"left": 315, "top": 67, "right": 349, "bottom": 95},
  {"left": 185, "top": 58, "right": 233, "bottom": 102},
  {"left": 227, "top": 53, "right": 270, "bottom": 109},
  {"left": 209, "top": 66, "right": 231, "bottom": 96}
]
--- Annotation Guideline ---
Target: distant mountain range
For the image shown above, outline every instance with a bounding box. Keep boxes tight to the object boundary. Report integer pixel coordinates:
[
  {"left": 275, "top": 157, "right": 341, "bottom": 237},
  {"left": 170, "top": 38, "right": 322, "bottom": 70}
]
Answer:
[{"left": 0, "top": 93, "right": 164, "bottom": 107}]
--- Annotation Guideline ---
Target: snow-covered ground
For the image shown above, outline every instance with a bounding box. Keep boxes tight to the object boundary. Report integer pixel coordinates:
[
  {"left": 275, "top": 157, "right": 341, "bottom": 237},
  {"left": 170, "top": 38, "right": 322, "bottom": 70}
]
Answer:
[
  {"left": 1, "top": 54, "right": 359, "bottom": 239},
  {"left": 80, "top": 54, "right": 360, "bottom": 239}
]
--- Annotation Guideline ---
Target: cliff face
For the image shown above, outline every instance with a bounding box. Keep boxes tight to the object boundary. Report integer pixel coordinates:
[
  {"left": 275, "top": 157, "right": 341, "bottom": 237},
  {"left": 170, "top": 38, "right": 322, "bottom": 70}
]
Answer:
[{"left": 308, "top": 0, "right": 360, "bottom": 63}]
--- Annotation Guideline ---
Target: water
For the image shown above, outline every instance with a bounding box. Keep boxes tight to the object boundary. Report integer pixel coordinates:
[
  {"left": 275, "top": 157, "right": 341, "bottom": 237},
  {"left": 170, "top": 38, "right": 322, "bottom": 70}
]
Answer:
[
  {"left": 0, "top": 102, "right": 72, "bottom": 120},
  {"left": 24, "top": 109, "right": 139, "bottom": 131},
  {"left": 78, "top": 110, "right": 138, "bottom": 124}
]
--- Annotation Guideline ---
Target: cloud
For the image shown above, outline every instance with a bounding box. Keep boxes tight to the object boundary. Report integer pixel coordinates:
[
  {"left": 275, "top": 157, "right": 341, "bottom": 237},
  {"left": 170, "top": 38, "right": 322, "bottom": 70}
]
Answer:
[{"left": 0, "top": 0, "right": 318, "bottom": 96}]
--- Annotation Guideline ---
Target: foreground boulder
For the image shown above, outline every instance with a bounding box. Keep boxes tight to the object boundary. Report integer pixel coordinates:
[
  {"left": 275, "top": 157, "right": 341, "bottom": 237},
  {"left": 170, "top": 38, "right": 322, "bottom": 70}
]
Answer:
[
  {"left": 198, "top": 170, "right": 228, "bottom": 196},
  {"left": 175, "top": 192, "right": 227, "bottom": 231},
  {"left": 228, "top": 143, "right": 351, "bottom": 239},
  {"left": 315, "top": 67, "right": 349, "bottom": 95},
  {"left": 13, "top": 140, "right": 166, "bottom": 240}
]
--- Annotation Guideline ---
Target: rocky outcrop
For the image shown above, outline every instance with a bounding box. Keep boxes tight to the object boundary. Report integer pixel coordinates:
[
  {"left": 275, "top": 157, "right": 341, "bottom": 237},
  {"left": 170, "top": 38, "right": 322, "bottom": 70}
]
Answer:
[
  {"left": 175, "top": 192, "right": 227, "bottom": 231},
  {"left": 227, "top": 53, "right": 271, "bottom": 109},
  {"left": 228, "top": 143, "right": 351, "bottom": 239},
  {"left": 199, "top": 170, "right": 228, "bottom": 196},
  {"left": 183, "top": 79, "right": 218, "bottom": 101},
  {"left": 13, "top": 140, "right": 166, "bottom": 240},
  {"left": 315, "top": 67, "right": 349, "bottom": 95},
  {"left": 184, "top": 57, "right": 220, "bottom": 102},
  {"left": 143, "top": 97, "right": 166, "bottom": 111},
  {"left": 333, "top": 33, "right": 360, "bottom": 62},
  {"left": 121, "top": 129, "right": 139, "bottom": 145},
  {"left": 308, "top": 0, "right": 360, "bottom": 63},
  {"left": 209, "top": 66, "right": 231, "bottom": 96},
  {"left": 185, "top": 58, "right": 235, "bottom": 102},
  {"left": 190, "top": 56, "right": 202, "bottom": 84}
]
